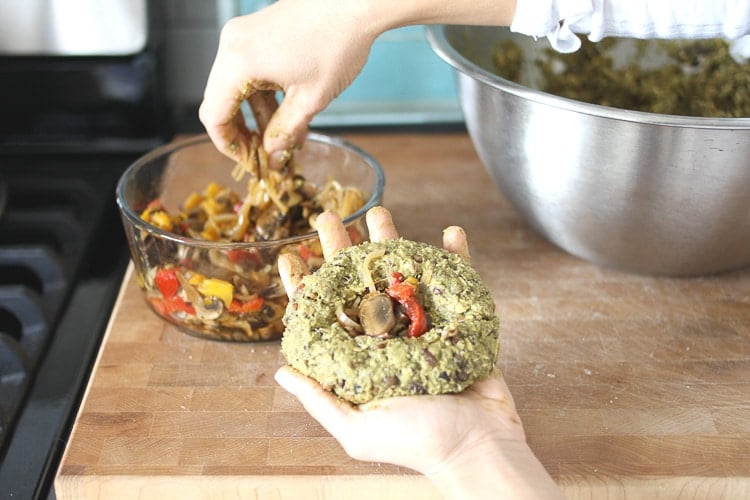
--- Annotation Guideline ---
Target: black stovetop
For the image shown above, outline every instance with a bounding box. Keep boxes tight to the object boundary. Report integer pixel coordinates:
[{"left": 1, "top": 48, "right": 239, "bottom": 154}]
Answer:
[
  {"left": 0, "top": 3, "right": 171, "bottom": 496},
  {"left": 0, "top": 155, "right": 138, "bottom": 498}
]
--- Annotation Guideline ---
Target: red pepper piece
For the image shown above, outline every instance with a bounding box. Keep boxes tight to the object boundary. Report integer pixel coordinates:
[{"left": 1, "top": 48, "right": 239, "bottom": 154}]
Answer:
[
  {"left": 146, "top": 198, "right": 164, "bottom": 210},
  {"left": 148, "top": 296, "right": 170, "bottom": 317},
  {"left": 228, "top": 296, "right": 265, "bottom": 313},
  {"left": 155, "top": 267, "right": 180, "bottom": 298},
  {"left": 227, "top": 248, "right": 262, "bottom": 265},
  {"left": 153, "top": 268, "right": 196, "bottom": 316},
  {"left": 386, "top": 272, "right": 428, "bottom": 338},
  {"left": 298, "top": 243, "right": 312, "bottom": 262},
  {"left": 149, "top": 296, "right": 195, "bottom": 317},
  {"left": 347, "top": 226, "right": 364, "bottom": 245},
  {"left": 165, "top": 295, "right": 196, "bottom": 315}
]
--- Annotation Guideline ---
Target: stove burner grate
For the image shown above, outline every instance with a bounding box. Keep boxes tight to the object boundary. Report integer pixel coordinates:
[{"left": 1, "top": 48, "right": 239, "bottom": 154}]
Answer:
[
  {"left": 0, "top": 246, "right": 64, "bottom": 448},
  {"left": 0, "top": 158, "right": 135, "bottom": 499}
]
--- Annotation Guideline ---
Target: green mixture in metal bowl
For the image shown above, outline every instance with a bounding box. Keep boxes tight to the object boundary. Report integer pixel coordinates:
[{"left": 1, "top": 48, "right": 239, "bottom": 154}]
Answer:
[
  {"left": 281, "top": 238, "right": 500, "bottom": 404},
  {"left": 493, "top": 37, "right": 750, "bottom": 117}
]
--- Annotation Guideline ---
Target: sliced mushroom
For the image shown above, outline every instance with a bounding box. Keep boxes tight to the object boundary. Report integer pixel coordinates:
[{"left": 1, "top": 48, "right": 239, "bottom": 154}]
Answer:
[
  {"left": 359, "top": 292, "right": 396, "bottom": 338},
  {"left": 336, "top": 302, "right": 363, "bottom": 336},
  {"left": 196, "top": 295, "right": 224, "bottom": 321},
  {"left": 255, "top": 207, "right": 284, "bottom": 240},
  {"left": 175, "top": 271, "right": 224, "bottom": 321}
]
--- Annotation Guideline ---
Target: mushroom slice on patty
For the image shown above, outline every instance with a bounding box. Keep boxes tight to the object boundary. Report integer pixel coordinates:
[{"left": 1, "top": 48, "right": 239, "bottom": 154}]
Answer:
[{"left": 358, "top": 292, "right": 396, "bottom": 337}]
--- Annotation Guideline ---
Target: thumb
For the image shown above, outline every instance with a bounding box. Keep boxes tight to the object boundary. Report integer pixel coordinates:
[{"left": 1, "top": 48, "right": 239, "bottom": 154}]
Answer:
[
  {"left": 274, "top": 366, "right": 355, "bottom": 437},
  {"left": 262, "top": 86, "right": 325, "bottom": 162}
]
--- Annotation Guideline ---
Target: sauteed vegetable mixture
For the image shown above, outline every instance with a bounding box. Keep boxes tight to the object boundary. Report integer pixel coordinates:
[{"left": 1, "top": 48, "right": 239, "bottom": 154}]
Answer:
[{"left": 138, "top": 134, "right": 366, "bottom": 341}]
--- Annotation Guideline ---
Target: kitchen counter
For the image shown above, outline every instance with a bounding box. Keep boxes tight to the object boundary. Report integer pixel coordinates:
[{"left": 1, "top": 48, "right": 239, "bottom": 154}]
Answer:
[{"left": 55, "top": 132, "right": 750, "bottom": 499}]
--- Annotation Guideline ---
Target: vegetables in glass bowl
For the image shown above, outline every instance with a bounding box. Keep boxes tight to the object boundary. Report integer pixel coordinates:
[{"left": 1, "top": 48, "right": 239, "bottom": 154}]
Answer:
[{"left": 116, "top": 133, "right": 385, "bottom": 342}]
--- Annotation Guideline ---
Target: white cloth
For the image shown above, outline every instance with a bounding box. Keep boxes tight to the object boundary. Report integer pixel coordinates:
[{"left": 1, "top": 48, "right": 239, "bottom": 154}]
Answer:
[{"left": 511, "top": 0, "right": 750, "bottom": 52}]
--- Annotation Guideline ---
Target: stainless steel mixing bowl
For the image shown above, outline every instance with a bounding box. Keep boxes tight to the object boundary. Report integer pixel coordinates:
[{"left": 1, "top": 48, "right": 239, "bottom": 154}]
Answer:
[{"left": 427, "top": 25, "right": 750, "bottom": 276}]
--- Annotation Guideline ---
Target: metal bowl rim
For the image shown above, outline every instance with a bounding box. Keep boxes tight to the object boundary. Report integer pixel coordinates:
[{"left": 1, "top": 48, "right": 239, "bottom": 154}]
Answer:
[{"left": 426, "top": 25, "right": 750, "bottom": 130}]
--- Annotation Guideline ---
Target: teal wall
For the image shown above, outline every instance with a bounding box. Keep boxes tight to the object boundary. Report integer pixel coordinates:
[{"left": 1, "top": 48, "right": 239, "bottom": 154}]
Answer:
[{"left": 235, "top": 0, "right": 461, "bottom": 125}]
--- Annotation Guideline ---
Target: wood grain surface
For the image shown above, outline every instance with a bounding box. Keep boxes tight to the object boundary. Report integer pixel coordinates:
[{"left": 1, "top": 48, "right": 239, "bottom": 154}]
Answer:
[{"left": 55, "top": 132, "right": 750, "bottom": 499}]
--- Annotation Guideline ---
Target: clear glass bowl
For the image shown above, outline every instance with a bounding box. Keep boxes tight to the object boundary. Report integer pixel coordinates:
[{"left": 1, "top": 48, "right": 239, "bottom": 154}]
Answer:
[{"left": 116, "top": 133, "right": 385, "bottom": 342}]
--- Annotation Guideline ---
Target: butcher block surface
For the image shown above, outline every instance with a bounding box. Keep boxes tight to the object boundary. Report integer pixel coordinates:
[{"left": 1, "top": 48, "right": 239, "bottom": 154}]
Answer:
[{"left": 55, "top": 132, "right": 750, "bottom": 499}]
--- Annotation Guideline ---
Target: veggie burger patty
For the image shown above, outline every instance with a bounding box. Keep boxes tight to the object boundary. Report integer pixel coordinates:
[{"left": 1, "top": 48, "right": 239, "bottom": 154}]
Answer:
[{"left": 281, "top": 238, "right": 500, "bottom": 404}]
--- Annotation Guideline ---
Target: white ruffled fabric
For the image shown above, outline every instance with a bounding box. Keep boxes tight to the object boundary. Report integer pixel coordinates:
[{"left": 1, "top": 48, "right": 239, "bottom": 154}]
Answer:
[{"left": 510, "top": 0, "right": 750, "bottom": 53}]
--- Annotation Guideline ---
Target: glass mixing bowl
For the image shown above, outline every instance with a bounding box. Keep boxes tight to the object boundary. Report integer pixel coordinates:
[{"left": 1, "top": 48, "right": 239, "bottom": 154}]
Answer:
[{"left": 117, "top": 133, "right": 385, "bottom": 341}]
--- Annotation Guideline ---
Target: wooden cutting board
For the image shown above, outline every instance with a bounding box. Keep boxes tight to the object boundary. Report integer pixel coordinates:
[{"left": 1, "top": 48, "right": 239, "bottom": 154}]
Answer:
[{"left": 55, "top": 132, "right": 750, "bottom": 499}]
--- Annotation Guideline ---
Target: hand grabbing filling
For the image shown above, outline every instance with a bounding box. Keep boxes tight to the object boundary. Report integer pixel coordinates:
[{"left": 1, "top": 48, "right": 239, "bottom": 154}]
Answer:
[{"left": 281, "top": 238, "right": 500, "bottom": 404}]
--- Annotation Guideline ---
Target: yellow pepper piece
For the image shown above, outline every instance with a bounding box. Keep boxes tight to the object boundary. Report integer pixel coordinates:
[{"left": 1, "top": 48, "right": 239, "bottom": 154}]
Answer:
[
  {"left": 307, "top": 238, "right": 323, "bottom": 256},
  {"left": 200, "top": 226, "right": 220, "bottom": 241},
  {"left": 200, "top": 197, "right": 223, "bottom": 217},
  {"left": 337, "top": 188, "right": 365, "bottom": 218},
  {"left": 148, "top": 210, "right": 173, "bottom": 232},
  {"left": 197, "top": 278, "right": 234, "bottom": 308},
  {"left": 204, "top": 182, "right": 223, "bottom": 198},
  {"left": 188, "top": 274, "right": 205, "bottom": 286},
  {"left": 183, "top": 192, "right": 204, "bottom": 211}
]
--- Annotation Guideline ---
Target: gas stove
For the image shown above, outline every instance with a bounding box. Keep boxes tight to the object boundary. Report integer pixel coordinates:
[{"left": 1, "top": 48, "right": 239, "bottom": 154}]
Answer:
[
  {"left": 0, "top": 2, "right": 169, "bottom": 497},
  {"left": 0, "top": 158, "right": 139, "bottom": 498}
]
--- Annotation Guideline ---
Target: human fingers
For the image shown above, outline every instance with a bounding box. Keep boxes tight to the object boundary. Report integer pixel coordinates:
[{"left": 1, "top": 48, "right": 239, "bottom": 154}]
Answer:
[
  {"left": 200, "top": 77, "right": 306, "bottom": 167},
  {"left": 198, "top": 23, "right": 253, "bottom": 162},
  {"left": 248, "top": 89, "right": 279, "bottom": 133},
  {"left": 316, "top": 211, "right": 351, "bottom": 261},
  {"left": 250, "top": 85, "right": 322, "bottom": 169},
  {"left": 262, "top": 87, "right": 319, "bottom": 166},
  {"left": 199, "top": 92, "right": 252, "bottom": 162},
  {"left": 442, "top": 225, "right": 471, "bottom": 263},
  {"left": 278, "top": 253, "right": 308, "bottom": 299},
  {"left": 274, "top": 366, "right": 355, "bottom": 438},
  {"left": 198, "top": 16, "right": 283, "bottom": 162},
  {"left": 366, "top": 206, "right": 399, "bottom": 242},
  {"left": 469, "top": 368, "right": 516, "bottom": 407},
  {"left": 275, "top": 366, "right": 426, "bottom": 466}
]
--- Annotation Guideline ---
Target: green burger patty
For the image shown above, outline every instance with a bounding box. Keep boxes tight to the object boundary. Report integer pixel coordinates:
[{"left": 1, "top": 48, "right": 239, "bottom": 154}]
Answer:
[{"left": 281, "top": 238, "right": 500, "bottom": 404}]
